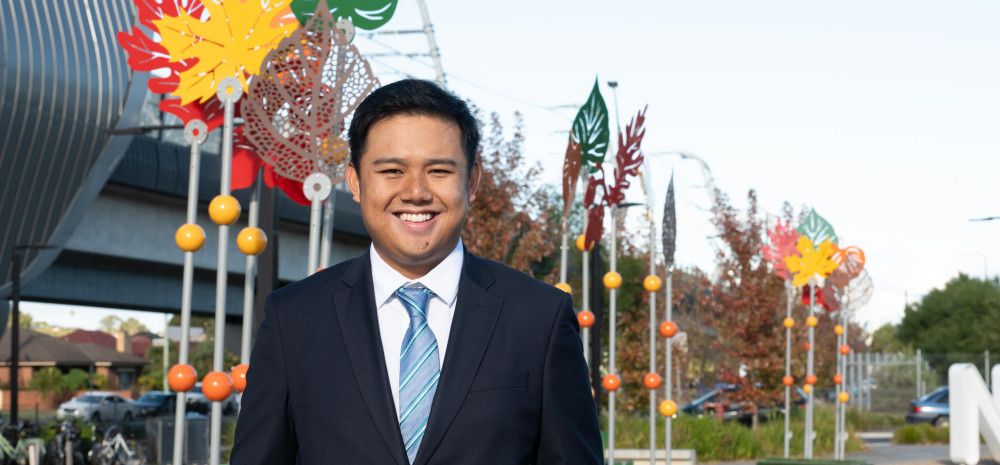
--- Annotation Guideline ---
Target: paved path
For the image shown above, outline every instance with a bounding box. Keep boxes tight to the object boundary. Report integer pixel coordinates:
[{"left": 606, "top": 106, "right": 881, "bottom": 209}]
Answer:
[{"left": 707, "top": 445, "right": 996, "bottom": 465}]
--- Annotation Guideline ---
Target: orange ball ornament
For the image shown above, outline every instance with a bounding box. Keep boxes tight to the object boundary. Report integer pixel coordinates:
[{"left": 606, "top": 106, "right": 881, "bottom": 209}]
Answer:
[
  {"left": 175, "top": 223, "right": 206, "bottom": 252},
  {"left": 643, "top": 373, "right": 662, "bottom": 390},
  {"left": 168, "top": 364, "right": 197, "bottom": 392},
  {"left": 202, "top": 371, "right": 234, "bottom": 402},
  {"left": 833, "top": 374, "right": 843, "bottom": 385},
  {"left": 838, "top": 391, "right": 850, "bottom": 403},
  {"left": 658, "top": 400, "right": 678, "bottom": 417},
  {"left": 231, "top": 364, "right": 249, "bottom": 393},
  {"left": 805, "top": 374, "right": 817, "bottom": 385},
  {"left": 554, "top": 282, "right": 573, "bottom": 294},
  {"left": 603, "top": 271, "right": 622, "bottom": 289},
  {"left": 782, "top": 317, "right": 795, "bottom": 329},
  {"left": 575, "top": 234, "right": 590, "bottom": 252},
  {"left": 806, "top": 316, "right": 819, "bottom": 328},
  {"left": 208, "top": 195, "right": 241, "bottom": 225},
  {"left": 643, "top": 275, "right": 662, "bottom": 292},
  {"left": 782, "top": 375, "right": 794, "bottom": 386},
  {"left": 803, "top": 342, "right": 811, "bottom": 351},
  {"left": 658, "top": 321, "right": 678, "bottom": 338},
  {"left": 236, "top": 227, "right": 267, "bottom": 256},
  {"left": 834, "top": 324, "right": 844, "bottom": 336},
  {"left": 601, "top": 374, "right": 621, "bottom": 392},
  {"left": 577, "top": 310, "right": 595, "bottom": 328},
  {"left": 840, "top": 344, "right": 851, "bottom": 355}
]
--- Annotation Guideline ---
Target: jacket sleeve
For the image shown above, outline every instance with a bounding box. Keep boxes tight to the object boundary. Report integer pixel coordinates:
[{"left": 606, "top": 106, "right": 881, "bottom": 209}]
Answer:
[
  {"left": 535, "top": 293, "right": 603, "bottom": 464},
  {"left": 231, "top": 293, "right": 298, "bottom": 465}
]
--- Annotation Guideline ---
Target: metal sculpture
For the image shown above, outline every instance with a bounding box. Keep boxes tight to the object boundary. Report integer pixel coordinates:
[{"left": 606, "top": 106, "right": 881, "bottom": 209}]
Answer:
[
  {"left": 659, "top": 173, "right": 679, "bottom": 464},
  {"left": 786, "top": 210, "right": 840, "bottom": 460},
  {"left": 292, "top": 0, "right": 400, "bottom": 29},
  {"left": 243, "top": 3, "right": 379, "bottom": 274},
  {"left": 761, "top": 218, "right": 800, "bottom": 457},
  {"left": 591, "top": 106, "right": 647, "bottom": 465},
  {"left": 829, "top": 246, "right": 866, "bottom": 459}
]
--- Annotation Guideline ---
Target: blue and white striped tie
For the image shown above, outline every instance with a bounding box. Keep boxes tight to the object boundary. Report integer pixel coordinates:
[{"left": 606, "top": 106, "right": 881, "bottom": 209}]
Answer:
[{"left": 396, "top": 284, "right": 439, "bottom": 464}]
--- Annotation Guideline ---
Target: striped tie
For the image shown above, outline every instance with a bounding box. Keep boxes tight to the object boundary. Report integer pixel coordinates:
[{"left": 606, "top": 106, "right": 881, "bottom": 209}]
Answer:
[{"left": 396, "top": 284, "right": 439, "bottom": 464}]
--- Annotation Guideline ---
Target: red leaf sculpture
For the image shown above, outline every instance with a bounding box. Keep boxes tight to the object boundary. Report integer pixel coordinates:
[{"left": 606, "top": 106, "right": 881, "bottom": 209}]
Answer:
[
  {"left": 605, "top": 107, "right": 648, "bottom": 206},
  {"left": 762, "top": 219, "right": 800, "bottom": 280}
]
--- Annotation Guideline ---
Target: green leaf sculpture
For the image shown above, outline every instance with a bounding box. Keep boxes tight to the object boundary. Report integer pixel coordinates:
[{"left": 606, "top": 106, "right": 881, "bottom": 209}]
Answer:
[
  {"left": 292, "top": 0, "right": 398, "bottom": 30},
  {"left": 797, "top": 209, "right": 839, "bottom": 245},
  {"left": 571, "top": 79, "right": 610, "bottom": 173}
]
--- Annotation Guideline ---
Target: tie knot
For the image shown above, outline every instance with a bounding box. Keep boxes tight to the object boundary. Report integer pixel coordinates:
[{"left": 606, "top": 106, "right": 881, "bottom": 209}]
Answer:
[{"left": 395, "top": 284, "right": 432, "bottom": 320}]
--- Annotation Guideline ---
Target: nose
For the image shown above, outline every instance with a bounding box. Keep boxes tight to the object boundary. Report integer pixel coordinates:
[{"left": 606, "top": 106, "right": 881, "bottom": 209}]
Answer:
[{"left": 400, "top": 171, "right": 432, "bottom": 204}]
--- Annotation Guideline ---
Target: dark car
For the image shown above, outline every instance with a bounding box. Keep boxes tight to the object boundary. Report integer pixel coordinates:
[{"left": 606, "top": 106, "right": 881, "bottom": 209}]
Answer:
[
  {"left": 906, "top": 386, "right": 949, "bottom": 427},
  {"left": 134, "top": 391, "right": 176, "bottom": 418},
  {"left": 682, "top": 383, "right": 807, "bottom": 426}
]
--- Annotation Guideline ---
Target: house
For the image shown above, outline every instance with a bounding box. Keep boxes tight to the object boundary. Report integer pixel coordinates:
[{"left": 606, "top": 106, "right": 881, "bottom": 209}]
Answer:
[
  {"left": 0, "top": 329, "right": 147, "bottom": 390},
  {"left": 63, "top": 329, "right": 117, "bottom": 351}
]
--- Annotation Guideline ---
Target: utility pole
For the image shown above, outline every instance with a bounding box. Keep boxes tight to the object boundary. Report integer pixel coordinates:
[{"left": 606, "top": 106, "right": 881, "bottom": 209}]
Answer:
[{"left": 9, "top": 245, "right": 54, "bottom": 424}]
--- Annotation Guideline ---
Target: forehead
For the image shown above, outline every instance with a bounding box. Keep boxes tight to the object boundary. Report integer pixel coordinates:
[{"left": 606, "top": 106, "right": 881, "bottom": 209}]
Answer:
[{"left": 362, "top": 114, "right": 465, "bottom": 166}]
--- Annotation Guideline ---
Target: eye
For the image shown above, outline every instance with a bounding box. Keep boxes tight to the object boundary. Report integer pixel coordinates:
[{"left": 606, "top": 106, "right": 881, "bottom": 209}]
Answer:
[{"left": 378, "top": 168, "right": 403, "bottom": 175}]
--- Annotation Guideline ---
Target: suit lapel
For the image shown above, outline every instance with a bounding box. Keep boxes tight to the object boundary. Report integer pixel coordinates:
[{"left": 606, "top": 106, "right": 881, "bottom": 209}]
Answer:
[
  {"left": 413, "top": 253, "right": 503, "bottom": 465},
  {"left": 333, "top": 253, "right": 408, "bottom": 465}
]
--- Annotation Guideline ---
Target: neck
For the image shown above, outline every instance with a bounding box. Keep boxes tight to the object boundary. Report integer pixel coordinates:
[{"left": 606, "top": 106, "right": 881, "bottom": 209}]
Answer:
[{"left": 373, "top": 239, "right": 460, "bottom": 280}]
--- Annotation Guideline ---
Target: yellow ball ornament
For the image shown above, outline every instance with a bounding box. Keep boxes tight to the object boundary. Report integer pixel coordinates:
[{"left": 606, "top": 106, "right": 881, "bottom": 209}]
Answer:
[
  {"left": 806, "top": 316, "right": 819, "bottom": 328},
  {"left": 175, "top": 223, "right": 206, "bottom": 252},
  {"left": 555, "top": 282, "right": 573, "bottom": 294},
  {"left": 782, "top": 317, "right": 795, "bottom": 329},
  {"left": 643, "top": 275, "right": 662, "bottom": 292},
  {"left": 658, "top": 400, "right": 678, "bottom": 417},
  {"left": 834, "top": 324, "right": 844, "bottom": 335},
  {"left": 838, "top": 391, "right": 850, "bottom": 403},
  {"left": 209, "top": 195, "right": 241, "bottom": 225},
  {"left": 575, "top": 234, "right": 590, "bottom": 252},
  {"left": 237, "top": 227, "right": 268, "bottom": 256},
  {"left": 603, "top": 271, "right": 622, "bottom": 289},
  {"left": 803, "top": 384, "right": 812, "bottom": 394}
]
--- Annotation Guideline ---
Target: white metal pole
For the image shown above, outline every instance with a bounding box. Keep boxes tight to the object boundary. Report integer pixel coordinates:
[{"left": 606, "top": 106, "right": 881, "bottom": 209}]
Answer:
[
  {"left": 804, "top": 284, "right": 815, "bottom": 459},
  {"left": 608, "top": 205, "right": 618, "bottom": 465},
  {"left": 319, "top": 192, "right": 336, "bottom": 270},
  {"left": 665, "top": 268, "right": 673, "bottom": 465},
  {"left": 648, "top": 217, "right": 656, "bottom": 465},
  {"left": 240, "top": 180, "right": 260, "bottom": 363},
  {"left": 783, "top": 284, "right": 792, "bottom": 458}
]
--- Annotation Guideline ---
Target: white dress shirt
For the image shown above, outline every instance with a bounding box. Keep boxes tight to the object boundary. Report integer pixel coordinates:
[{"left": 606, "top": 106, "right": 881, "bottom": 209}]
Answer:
[{"left": 370, "top": 239, "right": 463, "bottom": 417}]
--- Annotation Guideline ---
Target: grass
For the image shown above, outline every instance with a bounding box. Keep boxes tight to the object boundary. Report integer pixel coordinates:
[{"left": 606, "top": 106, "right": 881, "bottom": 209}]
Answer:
[
  {"left": 893, "top": 423, "right": 948, "bottom": 444},
  {"left": 602, "top": 405, "right": 867, "bottom": 461}
]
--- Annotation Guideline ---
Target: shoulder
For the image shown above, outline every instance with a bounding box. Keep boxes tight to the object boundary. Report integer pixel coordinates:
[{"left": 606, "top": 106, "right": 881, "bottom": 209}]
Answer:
[
  {"left": 468, "top": 254, "right": 570, "bottom": 312},
  {"left": 267, "top": 254, "right": 363, "bottom": 310}
]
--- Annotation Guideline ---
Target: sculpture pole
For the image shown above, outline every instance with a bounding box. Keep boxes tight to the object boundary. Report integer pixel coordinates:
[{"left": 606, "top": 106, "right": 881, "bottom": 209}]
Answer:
[
  {"left": 607, "top": 204, "right": 619, "bottom": 465},
  {"left": 783, "top": 283, "right": 793, "bottom": 458},
  {"left": 804, "top": 283, "right": 816, "bottom": 459}
]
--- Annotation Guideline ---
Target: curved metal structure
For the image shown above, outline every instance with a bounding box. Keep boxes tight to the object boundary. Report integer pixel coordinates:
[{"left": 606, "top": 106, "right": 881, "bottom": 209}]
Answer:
[{"left": 0, "top": 0, "right": 147, "bottom": 298}]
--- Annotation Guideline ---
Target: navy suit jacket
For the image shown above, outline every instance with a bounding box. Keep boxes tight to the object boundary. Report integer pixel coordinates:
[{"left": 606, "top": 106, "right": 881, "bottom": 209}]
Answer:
[{"left": 230, "top": 250, "right": 602, "bottom": 465}]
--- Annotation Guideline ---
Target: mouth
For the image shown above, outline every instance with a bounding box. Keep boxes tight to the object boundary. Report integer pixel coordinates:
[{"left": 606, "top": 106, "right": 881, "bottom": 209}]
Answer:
[{"left": 393, "top": 211, "right": 440, "bottom": 232}]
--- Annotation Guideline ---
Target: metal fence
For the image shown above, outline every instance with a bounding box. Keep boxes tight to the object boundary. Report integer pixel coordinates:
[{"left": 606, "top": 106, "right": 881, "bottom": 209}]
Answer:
[{"left": 848, "top": 350, "right": 995, "bottom": 414}]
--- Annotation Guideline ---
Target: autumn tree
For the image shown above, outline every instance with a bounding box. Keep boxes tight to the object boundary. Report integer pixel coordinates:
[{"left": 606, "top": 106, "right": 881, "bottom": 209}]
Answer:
[{"left": 462, "top": 112, "right": 559, "bottom": 278}]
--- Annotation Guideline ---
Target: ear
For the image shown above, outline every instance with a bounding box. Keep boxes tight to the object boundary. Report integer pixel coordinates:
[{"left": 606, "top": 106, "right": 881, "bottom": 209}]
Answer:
[
  {"left": 467, "top": 162, "right": 482, "bottom": 202},
  {"left": 346, "top": 163, "right": 361, "bottom": 203}
]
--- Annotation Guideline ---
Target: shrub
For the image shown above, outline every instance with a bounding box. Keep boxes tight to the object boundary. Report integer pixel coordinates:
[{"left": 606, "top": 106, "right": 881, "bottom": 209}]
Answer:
[{"left": 893, "top": 423, "right": 948, "bottom": 444}]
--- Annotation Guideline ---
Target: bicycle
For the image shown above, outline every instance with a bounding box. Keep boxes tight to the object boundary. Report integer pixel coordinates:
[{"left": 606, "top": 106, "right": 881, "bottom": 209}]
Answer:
[
  {"left": 86, "top": 425, "right": 140, "bottom": 465},
  {"left": 46, "top": 420, "right": 85, "bottom": 465},
  {"left": 0, "top": 420, "right": 45, "bottom": 465}
]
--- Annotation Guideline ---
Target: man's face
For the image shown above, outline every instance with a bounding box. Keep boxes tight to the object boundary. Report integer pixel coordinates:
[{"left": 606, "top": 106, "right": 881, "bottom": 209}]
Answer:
[{"left": 346, "top": 114, "right": 479, "bottom": 278}]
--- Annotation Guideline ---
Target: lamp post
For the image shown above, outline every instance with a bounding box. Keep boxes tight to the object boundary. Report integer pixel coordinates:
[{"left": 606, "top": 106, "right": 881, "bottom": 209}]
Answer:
[{"left": 8, "top": 244, "right": 54, "bottom": 424}]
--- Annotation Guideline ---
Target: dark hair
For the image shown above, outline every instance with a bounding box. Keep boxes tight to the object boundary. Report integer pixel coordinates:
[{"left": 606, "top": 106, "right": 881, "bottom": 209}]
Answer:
[{"left": 348, "top": 79, "right": 480, "bottom": 171}]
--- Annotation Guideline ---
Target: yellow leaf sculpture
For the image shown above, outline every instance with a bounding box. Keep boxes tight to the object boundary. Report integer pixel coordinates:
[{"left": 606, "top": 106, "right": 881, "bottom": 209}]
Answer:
[
  {"left": 156, "top": 0, "right": 298, "bottom": 104},
  {"left": 785, "top": 236, "right": 840, "bottom": 288}
]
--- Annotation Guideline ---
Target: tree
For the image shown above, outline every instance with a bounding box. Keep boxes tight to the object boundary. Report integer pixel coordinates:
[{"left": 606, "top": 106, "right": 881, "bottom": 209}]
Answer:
[
  {"left": 462, "top": 112, "right": 559, "bottom": 278},
  {"left": 870, "top": 323, "right": 907, "bottom": 354},
  {"left": 99, "top": 315, "right": 149, "bottom": 336},
  {"left": 898, "top": 274, "right": 1000, "bottom": 379}
]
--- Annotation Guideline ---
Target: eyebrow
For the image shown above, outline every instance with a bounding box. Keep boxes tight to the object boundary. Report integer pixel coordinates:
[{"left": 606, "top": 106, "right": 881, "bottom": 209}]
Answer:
[{"left": 371, "top": 157, "right": 459, "bottom": 167}]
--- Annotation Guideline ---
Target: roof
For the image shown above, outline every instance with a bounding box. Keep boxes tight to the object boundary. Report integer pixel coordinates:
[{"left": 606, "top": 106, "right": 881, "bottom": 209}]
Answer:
[
  {"left": 63, "top": 330, "right": 117, "bottom": 349},
  {"left": 0, "top": 329, "right": 147, "bottom": 367}
]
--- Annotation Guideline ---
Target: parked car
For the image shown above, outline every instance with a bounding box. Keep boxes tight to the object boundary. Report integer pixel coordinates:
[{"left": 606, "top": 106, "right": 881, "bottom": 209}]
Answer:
[
  {"left": 186, "top": 383, "right": 240, "bottom": 416},
  {"left": 682, "top": 383, "right": 807, "bottom": 426},
  {"left": 56, "top": 392, "right": 136, "bottom": 422},
  {"left": 134, "top": 391, "right": 176, "bottom": 418},
  {"left": 906, "top": 386, "right": 949, "bottom": 427}
]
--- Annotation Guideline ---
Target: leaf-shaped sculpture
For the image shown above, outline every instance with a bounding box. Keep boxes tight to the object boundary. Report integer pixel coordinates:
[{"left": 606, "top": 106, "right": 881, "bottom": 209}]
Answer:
[
  {"left": 662, "top": 174, "right": 677, "bottom": 269},
  {"left": 156, "top": 0, "right": 299, "bottom": 104},
  {"left": 292, "top": 0, "right": 398, "bottom": 30},
  {"left": 798, "top": 209, "right": 838, "bottom": 245},
  {"left": 605, "top": 107, "right": 647, "bottom": 206},
  {"left": 829, "top": 246, "right": 866, "bottom": 291},
  {"left": 785, "top": 237, "right": 840, "bottom": 288},
  {"left": 582, "top": 167, "right": 608, "bottom": 250},
  {"left": 845, "top": 269, "right": 874, "bottom": 310},
  {"left": 561, "top": 137, "right": 582, "bottom": 221},
  {"left": 762, "top": 219, "right": 800, "bottom": 281},
  {"left": 243, "top": 3, "right": 378, "bottom": 183},
  {"left": 571, "top": 80, "right": 610, "bottom": 173}
]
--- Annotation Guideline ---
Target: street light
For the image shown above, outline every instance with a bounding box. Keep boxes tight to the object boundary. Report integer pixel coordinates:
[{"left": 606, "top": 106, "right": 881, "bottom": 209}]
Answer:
[{"left": 8, "top": 244, "right": 55, "bottom": 424}]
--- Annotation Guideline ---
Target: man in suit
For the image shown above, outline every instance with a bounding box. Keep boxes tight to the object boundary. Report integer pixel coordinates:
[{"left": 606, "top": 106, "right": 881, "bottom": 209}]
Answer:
[{"left": 231, "top": 79, "right": 602, "bottom": 465}]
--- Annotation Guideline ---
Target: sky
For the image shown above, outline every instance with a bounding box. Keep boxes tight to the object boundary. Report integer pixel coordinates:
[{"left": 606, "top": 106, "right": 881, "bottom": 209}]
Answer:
[{"left": 23, "top": 0, "right": 1000, "bottom": 333}]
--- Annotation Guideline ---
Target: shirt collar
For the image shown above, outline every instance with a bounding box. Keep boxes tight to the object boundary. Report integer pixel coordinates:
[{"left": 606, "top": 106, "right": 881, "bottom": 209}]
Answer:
[{"left": 370, "top": 239, "right": 464, "bottom": 309}]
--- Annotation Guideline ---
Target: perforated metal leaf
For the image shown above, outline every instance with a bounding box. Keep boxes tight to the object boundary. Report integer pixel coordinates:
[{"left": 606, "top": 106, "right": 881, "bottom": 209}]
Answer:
[
  {"left": 662, "top": 174, "right": 676, "bottom": 268},
  {"left": 561, "top": 138, "right": 582, "bottom": 221},
  {"left": 292, "top": 0, "right": 398, "bottom": 30},
  {"left": 571, "top": 80, "right": 610, "bottom": 173},
  {"left": 798, "top": 209, "right": 838, "bottom": 245},
  {"left": 243, "top": 5, "right": 378, "bottom": 182}
]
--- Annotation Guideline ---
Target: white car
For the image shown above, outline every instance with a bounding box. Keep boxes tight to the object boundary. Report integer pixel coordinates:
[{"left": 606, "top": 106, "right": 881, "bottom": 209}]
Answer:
[{"left": 56, "top": 391, "right": 136, "bottom": 423}]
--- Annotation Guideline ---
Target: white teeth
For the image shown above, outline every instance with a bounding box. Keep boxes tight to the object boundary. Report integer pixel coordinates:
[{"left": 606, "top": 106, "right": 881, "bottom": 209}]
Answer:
[{"left": 399, "top": 213, "right": 433, "bottom": 223}]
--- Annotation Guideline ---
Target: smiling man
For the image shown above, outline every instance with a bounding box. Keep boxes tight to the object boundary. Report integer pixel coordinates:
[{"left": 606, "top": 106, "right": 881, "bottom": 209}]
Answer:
[{"left": 231, "top": 79, "right": 601, "bottom": 465}]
